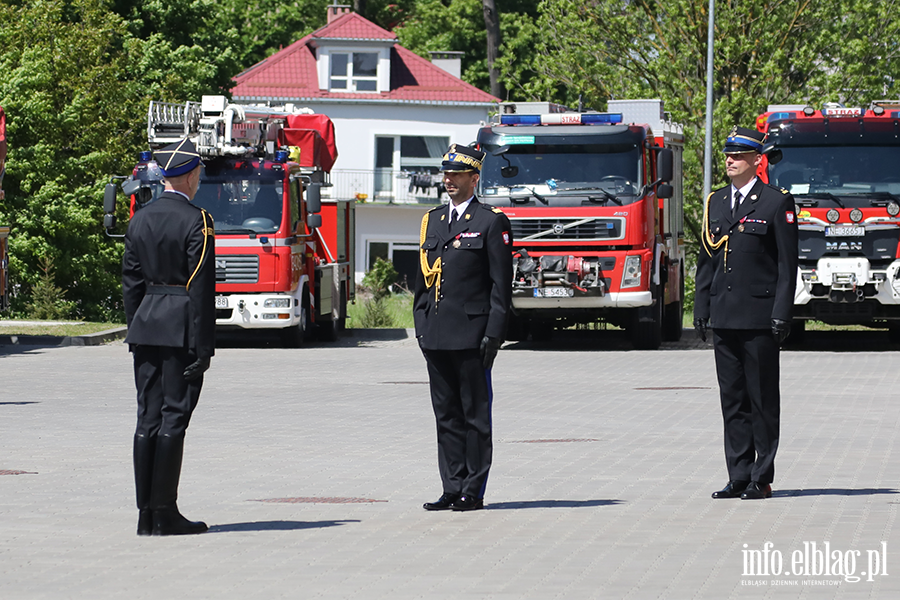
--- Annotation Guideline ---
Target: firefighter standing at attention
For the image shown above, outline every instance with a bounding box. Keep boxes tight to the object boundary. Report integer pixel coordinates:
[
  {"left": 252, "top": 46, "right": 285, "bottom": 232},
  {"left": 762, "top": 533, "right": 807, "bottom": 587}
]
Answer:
[
  {"left": 694, "top": 127, "right": 798, "bottom": 501},
  {"left": 415, "top": 144, "right": 513, "bottom": 512},
  {"left": 123, "top": 138, "right": 216, "bottom": 535}
]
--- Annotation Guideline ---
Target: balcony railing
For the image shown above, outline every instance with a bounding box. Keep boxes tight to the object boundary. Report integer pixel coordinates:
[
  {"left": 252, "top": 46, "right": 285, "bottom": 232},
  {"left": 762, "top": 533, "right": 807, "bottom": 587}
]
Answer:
[{"left": 324, "top": 169, "right": 446, "bottom": 205}]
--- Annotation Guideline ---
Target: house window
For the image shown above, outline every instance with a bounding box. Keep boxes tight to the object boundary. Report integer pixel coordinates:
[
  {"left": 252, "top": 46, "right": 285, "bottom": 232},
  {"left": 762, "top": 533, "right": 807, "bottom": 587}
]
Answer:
[{"left": 330, "top": 52, "right": 379, "bottom": 92}]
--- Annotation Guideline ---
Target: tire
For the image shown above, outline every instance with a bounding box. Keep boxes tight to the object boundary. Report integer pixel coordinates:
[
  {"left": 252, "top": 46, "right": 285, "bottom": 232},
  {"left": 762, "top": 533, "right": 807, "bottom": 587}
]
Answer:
[
  {"left": 888, "top": 323, "right": 900, "bottom": 344},
  {"left": 281, "top": 287, "right": 310, "bottom": 348},
  {"left": 662, "top": 298, "right": 683, "bottom": 342},
  {"left": 530, "top": 320, "right": 554, "bottom": 342},
  {"left": 630, "top": 287, "right": 663, "bottom": 350},
  {"left": 505, "top": 312, "right": 527, "bottom": 342},
  {"left": 784, "top": 319, "right": 806, "bottom": 345}
]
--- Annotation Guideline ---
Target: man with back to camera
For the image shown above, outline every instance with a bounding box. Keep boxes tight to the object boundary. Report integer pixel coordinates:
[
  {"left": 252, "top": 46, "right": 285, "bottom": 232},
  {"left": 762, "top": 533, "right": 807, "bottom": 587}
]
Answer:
[
  {"left": 694, "top": 127, "right": 798, "bottom": 500},
  {"left": 415, "top": 143, "right": 513, "bottom": 512},
  {"left": 123, "top": 138, "right": 216, "bottom": 535}
]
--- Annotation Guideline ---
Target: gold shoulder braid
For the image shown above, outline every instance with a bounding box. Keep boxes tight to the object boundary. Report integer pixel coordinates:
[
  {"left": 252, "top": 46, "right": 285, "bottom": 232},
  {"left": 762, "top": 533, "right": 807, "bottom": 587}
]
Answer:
[
  {"left": 419, "top": 211, "right": 442, "bottom": 301},
  {"left": 701, "top": 191, "right": 729, "bottom": 272},
  {"left": 186, "top": 209, "right": 211, "bottom": 291}
]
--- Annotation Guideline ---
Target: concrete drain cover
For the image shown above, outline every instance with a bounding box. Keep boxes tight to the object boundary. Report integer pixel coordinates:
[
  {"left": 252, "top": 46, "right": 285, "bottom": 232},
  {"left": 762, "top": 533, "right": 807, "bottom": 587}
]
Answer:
[
  {"left": 251, "top": 497, "right": 387, "bottom": 504},
  {"left": 509, "top": 439, "right": 599, "bottom": 444},
  {"left": 0, "top": 470, "right": 36, "bottom": 475}
]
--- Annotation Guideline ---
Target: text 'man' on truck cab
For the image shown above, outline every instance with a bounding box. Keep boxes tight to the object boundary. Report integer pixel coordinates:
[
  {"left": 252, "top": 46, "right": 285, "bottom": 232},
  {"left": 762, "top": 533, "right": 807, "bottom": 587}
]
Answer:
[{"left": 477, "top": 100, "right": 685, "bottom": 349}]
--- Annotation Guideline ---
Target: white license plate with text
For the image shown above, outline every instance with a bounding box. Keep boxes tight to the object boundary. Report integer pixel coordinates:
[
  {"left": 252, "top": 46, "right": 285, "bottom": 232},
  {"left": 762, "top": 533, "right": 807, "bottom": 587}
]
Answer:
[
  {"left": 215, "top": 296, "right": 228, "bottom": 308},
  {"left": 825, "top": 226, "right": 865, "bottom": 237},
  {"left": 534, "top": 287, "right": 573, "bottom": 298}
]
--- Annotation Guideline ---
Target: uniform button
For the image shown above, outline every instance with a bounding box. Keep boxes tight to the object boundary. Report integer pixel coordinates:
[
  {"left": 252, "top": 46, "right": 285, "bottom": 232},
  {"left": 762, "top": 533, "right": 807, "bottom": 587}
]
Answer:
[
  {"left": 727, "top": 267, "right": 732, "bottom": 272},
  {"left": 727, "top": 285, "right": 732, "bottom": 291}
]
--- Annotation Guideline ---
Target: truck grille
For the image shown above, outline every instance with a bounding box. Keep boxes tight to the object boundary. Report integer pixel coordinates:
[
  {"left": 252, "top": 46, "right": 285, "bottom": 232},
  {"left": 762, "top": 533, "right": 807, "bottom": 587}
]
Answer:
[
  {"left": 510, "top": 217, "right": 624, "bottom": 241},
  {"left": 215, "top": 255, "right": 259, "bottom": 283}
]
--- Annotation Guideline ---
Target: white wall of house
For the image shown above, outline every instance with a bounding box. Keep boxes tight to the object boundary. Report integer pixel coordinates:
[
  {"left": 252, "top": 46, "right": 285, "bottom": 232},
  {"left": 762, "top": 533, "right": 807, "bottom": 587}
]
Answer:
[{"left": 354, "top": 202, "right": 433, "bottom": 286}]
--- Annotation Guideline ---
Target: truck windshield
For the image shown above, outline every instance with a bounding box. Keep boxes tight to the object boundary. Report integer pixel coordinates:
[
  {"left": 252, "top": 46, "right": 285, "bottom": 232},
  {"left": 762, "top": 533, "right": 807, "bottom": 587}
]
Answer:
[
  {"left": 192, "top": 177, "right": 284, "bottom": 234},
  {"left": 769, "top": 145, "right": 900, "bottom": 206},
  {"left": 480, "top": 143, "right": 642, "bottom": 206}
]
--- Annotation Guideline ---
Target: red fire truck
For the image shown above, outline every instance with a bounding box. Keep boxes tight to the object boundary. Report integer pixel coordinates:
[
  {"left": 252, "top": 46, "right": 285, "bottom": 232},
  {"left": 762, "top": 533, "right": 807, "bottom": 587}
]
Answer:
[
  {"left": 756, "top": 102, "right": 900, "bottom": 339},
  {"left": 0, "top": 105, "right": 9, "bottom": 311},
  {"left": 104, "top": 95, "right": 354, "bottom": 346},
  {"left": 477, "top": 100, "right": 685, "bottom": 349}
]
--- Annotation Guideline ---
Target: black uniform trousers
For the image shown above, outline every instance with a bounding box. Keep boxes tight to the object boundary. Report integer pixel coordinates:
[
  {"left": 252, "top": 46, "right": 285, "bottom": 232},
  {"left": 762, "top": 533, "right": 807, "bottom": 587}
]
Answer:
[
  {"left": 133, "top": 345, "right": 203, "bottom": 438},
  {"left": 713, "top": 328, "right": 780, "bottom": 484},
  {"left": 424, "top": 348, "right": 493, "bottom": 498}
]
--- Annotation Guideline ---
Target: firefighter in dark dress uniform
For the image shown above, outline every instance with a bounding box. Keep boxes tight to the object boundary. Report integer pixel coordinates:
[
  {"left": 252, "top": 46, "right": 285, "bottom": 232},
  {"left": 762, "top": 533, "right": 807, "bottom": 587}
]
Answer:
[
  {"left": 415, "top": 144, "right": 513, "bottom": 512},
  {"left": 122, "top": 138, "right": 216, "bottom": 535},
  {"left": 694, "top": 127, "right": 798, "bottom": 500}
]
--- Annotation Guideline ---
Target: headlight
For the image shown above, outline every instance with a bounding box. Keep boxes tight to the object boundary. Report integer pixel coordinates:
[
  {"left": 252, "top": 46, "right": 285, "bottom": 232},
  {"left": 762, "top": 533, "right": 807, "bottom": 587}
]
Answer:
[
  {"left": 826, "top": 209, "right": 840, "bottom": 223},
  {"left": 849, "top": 208, "right": 863, "bottom": 223},
  {"left": 621, "top": 255, "right": 642, "bottom": 289},
  {"left": 264, "top": 298, "right": 292, "bottom": 308}
]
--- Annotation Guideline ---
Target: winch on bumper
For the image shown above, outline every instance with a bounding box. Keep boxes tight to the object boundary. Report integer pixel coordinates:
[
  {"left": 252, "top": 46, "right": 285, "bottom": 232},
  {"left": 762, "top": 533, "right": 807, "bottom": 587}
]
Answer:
[
  {"left": 213, "top": 292, "right": 304, "bottom": 329},
  {"left": 511, "top": 250, "right": 651, "bottom": 309}
]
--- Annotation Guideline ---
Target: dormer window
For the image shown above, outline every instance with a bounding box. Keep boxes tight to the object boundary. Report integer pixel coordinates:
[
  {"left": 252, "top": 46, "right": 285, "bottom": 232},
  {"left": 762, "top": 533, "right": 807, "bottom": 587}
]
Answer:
[{"left": 330, "top": 52, "right": 379, "bottom": 92}]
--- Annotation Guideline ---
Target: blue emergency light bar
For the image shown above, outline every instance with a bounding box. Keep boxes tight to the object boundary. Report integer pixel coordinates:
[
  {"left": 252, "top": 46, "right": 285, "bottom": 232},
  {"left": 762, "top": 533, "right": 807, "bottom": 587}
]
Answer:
[
  {"left": 139, "top": 151, "right": 153, "bottom": 162},
  {"left": 499, "top": 113, "right": 623, "bottom": 126},
  {"left": 273, "top": 150, "right": 289, "bottom": 163}
]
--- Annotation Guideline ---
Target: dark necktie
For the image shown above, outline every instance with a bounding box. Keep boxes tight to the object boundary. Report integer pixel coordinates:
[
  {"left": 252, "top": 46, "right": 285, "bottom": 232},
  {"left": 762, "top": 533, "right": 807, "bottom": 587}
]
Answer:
[
  {"left": 732, "top": 192, "right": 742, "bottom": 218},
  {"left": 449, "top": 209, "right": 458, "bottom": 228}
]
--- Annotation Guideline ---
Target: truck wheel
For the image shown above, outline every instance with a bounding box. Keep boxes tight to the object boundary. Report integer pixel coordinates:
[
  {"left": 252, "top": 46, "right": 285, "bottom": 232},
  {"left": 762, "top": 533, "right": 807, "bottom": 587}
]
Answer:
[
  {"left": 505, "top": 312, "right": 527, "bottom": 342},
  {"left": 317, "top": 314, "right": 339, "bottom": 342},
  {"left": 785, "top": 319, "right": 806, "bottom": 345},
  {"left": 281, "top": 287, "right": 310, "bottom": 348},
  {"left": 630, "top": 287, "right": 663, "bottom": 350},
  {"left": 662, "top": 299, "right": 683, "bottom": 342},
  {"left": 530, "top": 320, "right": 554, "bottom": 342},
  {"left": 888, "top": 323, "right": 900, "bottom": 344}
]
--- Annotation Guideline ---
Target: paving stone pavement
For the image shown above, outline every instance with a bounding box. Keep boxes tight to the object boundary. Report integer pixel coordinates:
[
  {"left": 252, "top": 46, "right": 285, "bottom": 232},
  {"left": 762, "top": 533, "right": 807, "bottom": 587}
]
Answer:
[{"left": 0, "top": 329, "right": 898, "bottom": 599}]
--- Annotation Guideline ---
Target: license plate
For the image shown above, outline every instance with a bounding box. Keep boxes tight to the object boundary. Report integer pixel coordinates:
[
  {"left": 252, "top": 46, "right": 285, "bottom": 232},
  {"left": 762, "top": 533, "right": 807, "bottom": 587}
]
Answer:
[
  {"left": 215, "top": 296, "right": 228, "bottom": 308},
  {"left": 825, "top": 226, "right": 865, "bottom": 237},
  {"left": 534, "top": 287, "right": 573, "bottom": 298}
]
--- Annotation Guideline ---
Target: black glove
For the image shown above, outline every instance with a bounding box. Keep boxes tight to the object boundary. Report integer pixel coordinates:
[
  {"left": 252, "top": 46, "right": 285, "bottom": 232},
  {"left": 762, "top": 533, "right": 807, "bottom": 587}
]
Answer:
[
  {"left": 183, "top": 357, "right": 210, "bottom": 381},
  {"left": 772, "top": 319, "right": 791, "bottom": 344},
  {"left": 480, "top": 336, "right": 501, "bottom": 370},
  {"left": 693, "top": 317, "right": 708, "bottom": 342},
  {"left": 417, "top": 336, "right": 425, "bottom": 351}
]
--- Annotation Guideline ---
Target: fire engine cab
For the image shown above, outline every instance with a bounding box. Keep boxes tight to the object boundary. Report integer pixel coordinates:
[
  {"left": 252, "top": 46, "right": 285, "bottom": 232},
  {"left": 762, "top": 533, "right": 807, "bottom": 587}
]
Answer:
[
  {"left": 757, "top": 102, "right": 900, "bottom": 339},
  {"left": 478, "top": 100, "right": 685, "bottom": 348},
  {"left": 104, "top": 95, "right": 354, "bottom": 346}
]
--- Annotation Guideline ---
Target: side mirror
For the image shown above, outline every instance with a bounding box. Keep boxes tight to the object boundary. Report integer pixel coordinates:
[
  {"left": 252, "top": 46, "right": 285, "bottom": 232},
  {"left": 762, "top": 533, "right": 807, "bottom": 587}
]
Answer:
[
  {"left": 307, "top": 213, "right": 322, "bottom": 229},
  {"left": 766, "top": 149, "right": 784, "bottom": 165},
  {"left": 657, "top": 184, "right": 673, "bottom": 199},
  {"left": 657, "top": 148, "right": 673, "bottom": 182},
  {"left": 103, "top": 213, "right": 117, "bottom": 230},
  {"left": 103, "top": 183, "right": 118, "bottom": 214},
  {"left": 306, "top": 183, "right": 321, "bottom": 213}
]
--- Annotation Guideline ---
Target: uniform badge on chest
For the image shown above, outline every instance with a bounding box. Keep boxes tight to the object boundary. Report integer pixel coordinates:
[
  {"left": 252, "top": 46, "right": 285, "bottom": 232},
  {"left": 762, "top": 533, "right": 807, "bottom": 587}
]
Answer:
[{"left": 452, "top": 239, "right": 461, "bottom": 248}]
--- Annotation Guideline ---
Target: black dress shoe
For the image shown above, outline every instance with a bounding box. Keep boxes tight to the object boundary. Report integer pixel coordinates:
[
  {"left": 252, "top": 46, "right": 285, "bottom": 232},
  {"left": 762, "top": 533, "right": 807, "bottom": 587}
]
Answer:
[
  {"left": 152, "top": 506, "right": 208, "bottom": 535},
  {"left": 711, "top": 480, "right": 750, "bottom": 499},
  {"left": 741, "top": 482, "right": 772, "bottom": 500},
  {"left": 137, "top": 509, "right": 153, "bottom": 536},
  {"left": 423, "top": 493, "right": 459, "bottom": 511},
  {"left": 451, "top": 494, "right": 484, "bottom": 511}
]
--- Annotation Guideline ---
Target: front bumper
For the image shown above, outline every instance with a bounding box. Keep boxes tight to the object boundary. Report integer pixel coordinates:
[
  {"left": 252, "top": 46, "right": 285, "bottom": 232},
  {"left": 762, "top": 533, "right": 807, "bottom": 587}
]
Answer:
[
  {"left": 214, "top": 292, "right": 302, "bottom": 330},
  {"left": 512, "top": 290, "right": 651, "bottom": 309}
]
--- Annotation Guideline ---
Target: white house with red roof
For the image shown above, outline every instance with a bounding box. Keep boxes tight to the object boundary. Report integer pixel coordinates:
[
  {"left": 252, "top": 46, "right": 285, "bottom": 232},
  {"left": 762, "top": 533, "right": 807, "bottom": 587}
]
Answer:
[{"left": 232, "top": 6, "right": 498, "bottom": 286}]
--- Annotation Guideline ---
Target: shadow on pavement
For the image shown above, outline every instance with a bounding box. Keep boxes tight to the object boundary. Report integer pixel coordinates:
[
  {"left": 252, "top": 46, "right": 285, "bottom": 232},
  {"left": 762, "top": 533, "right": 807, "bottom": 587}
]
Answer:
[
  {"left": 488, "top": 499, "right": 623, "bottom": 510},
  {"left": 215, "top": 328, "right": 410, "bottom": 349},
  {"left": 208, "top": 519, "right": 361, "bottom": 533},
  {"left": 775, "top": 488, "right": 899, "bottom": 498},
  {"left": 0, "top": 401, "right": 40, "bottom": 405}
]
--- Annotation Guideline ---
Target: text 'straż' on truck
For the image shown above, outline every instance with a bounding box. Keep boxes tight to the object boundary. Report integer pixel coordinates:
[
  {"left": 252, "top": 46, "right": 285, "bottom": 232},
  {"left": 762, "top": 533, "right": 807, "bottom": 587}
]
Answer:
[
  {"left": 477, "top": 100, "right": 685, "bottom": 349},
  {"left": 104, "top": 95, "right": 354, "bottom": 346},
  {"left": 757, "top": 101, "right": 900, "bottom": 341}
]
